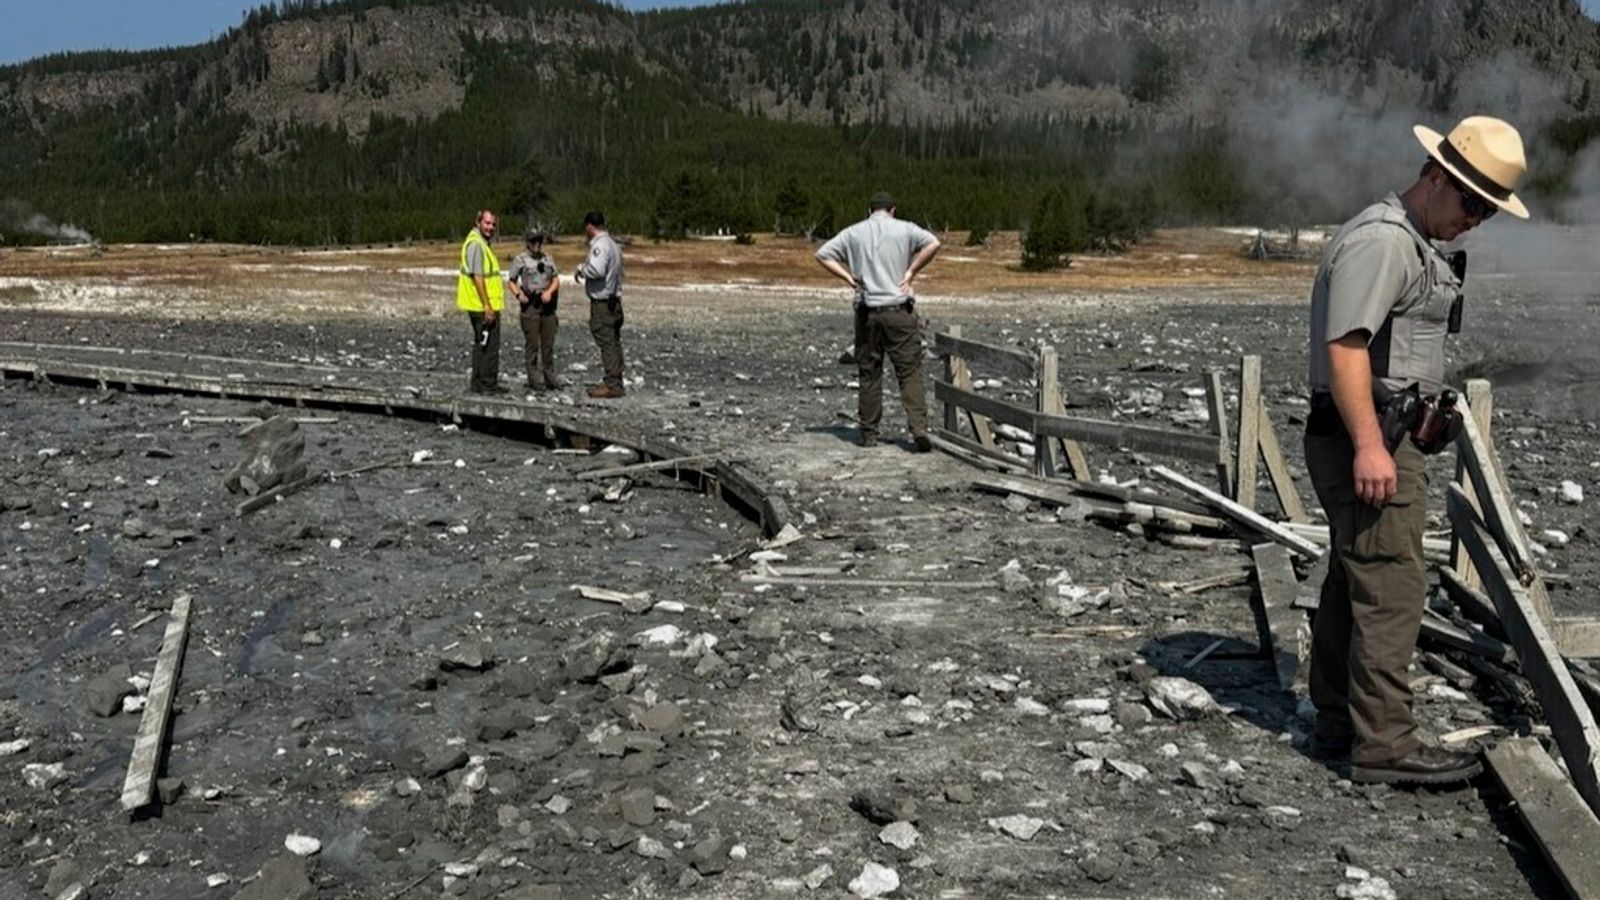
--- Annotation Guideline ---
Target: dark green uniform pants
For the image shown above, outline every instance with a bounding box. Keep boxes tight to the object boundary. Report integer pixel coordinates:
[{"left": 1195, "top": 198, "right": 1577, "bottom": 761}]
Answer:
[
  {"left": 519, "top": 299, "right": 559, "bottom": 389},
  {"left": 589, "top": 297, "right": 625, "bottom": 389},
  {"left": 855, "top": 304, "right": 929, "bottom": 440},
  {"left": 1304, "top": 431, "right": 1429, "bottom": 766},
  {"left": 467, "top": 311, "right": 501, "bottom": 393}
]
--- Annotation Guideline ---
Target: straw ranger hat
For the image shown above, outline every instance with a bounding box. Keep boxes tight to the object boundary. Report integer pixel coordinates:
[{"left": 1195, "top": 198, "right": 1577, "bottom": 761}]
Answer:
[{"left": 1413, "top": 115, "right": 1530, "bottom": 219}]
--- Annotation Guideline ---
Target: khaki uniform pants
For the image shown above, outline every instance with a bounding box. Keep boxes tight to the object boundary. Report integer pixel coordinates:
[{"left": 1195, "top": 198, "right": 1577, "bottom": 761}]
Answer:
[
  {"left": 519, "top": 300, "right": 559, "bottom": 388},
  {"left": 1304, "top": 432, "right": 1429, "bottom": 765},
  {"left": 589, "top": 297, "right": 625, "bottom": 388},
  {"left": 855, "top": 305, "right": 929, "bottom": 439},
  {"left": 467, "top": 311, "right": 500, "bottom": 392}
]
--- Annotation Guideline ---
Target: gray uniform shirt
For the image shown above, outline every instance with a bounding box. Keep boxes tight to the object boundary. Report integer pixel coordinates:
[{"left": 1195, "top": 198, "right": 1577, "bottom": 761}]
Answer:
[
  {"left": 816, "top": 211, "right": 937, "bottom": 308},
  {"left": 464, "top": 229, "right": 493, "bottom": 277},
  {"left": 1308, "top": 193, "right": 1460, "bottom": 395},
  {"left": 575, "top": 232, "right": 623, "bottom": 300},
  {"left": 507, "top": 251, "right": 557, "bottom": 297}
]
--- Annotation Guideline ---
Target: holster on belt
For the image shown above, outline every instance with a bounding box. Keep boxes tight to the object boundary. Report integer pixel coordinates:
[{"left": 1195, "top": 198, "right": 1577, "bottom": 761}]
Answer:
[{"left": 1309, "top": 383, "right": 1463, "bottom": 455}]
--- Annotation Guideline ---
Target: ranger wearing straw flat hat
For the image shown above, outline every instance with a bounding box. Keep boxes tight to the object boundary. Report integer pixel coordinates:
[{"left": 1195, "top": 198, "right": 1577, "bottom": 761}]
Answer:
[{"left": 1303, "top": 116, "right": 1529, "bottom": 785}]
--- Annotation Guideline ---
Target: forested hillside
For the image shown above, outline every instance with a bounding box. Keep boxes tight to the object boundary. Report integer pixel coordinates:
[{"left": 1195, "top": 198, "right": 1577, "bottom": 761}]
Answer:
[{"left": 1, "top": 0, "right": 1597, "bottom": 245}]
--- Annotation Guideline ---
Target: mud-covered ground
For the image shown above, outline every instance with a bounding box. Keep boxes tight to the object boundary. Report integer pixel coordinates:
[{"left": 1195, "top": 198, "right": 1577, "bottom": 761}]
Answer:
[{"left": 2, "top": 229, "right": 1597, "bottom": 900}]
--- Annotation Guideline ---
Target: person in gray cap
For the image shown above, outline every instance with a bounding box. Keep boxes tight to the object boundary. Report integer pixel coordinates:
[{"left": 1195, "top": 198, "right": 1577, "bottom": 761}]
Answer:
[
  {"left": 1304, "top": 115, "right": 1529, "bottom": 786},
  {"left": 573, "top": 210, "right": 626, "bottom": 399},
  {"left": 506, "top": 229, "right": 563, "bottom": 392},
  {"left": 815, "top": 191, "right": 942, "bottom": 451}
]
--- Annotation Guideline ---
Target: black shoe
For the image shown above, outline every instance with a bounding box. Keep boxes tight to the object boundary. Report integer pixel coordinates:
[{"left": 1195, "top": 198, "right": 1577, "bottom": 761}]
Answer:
[
  {"left": 911, "top": 434, "right": 933, "bottom": 453},
  {"left": 857, "top": 432, "right": 878, "bottom": 448},
  {"left": 472, "top": 385, "right": 509, "bottom": 396},
  {"left": 1351, "top": 745, "right": 1483, "bottom": 785},
  {"left": 1308, "top": 732, "right": 1353, "bottom": 760}
]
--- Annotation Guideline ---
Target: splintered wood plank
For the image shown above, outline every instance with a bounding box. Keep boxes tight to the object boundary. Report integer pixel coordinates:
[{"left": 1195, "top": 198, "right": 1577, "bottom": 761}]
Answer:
[
  {"left": 1485, "top": 737, "right": 1600, "bottom": 900},
  {"left": 1235, "top": 355, "right": 1262, "bottom": 510},
  {"left": 931, "top": 330, "right": 1038, "bottom": 381},
  {"left": 121, "top": 594, "right": 194, "bottom": 812},
  {"left": 1151, "top": 465, "right": 1324, "bottom": 560},
  {"left": 1203, "top": 369, "right": 1234, "bottom": 497},
  {"left": 1449, "top": 484, "right": 1600, "bottom": 818},
  {"left": 1251, "top": 542, "right": 1305, "bottom": 692},
  {"left": 1035, "top": 347, "right": 1062, "bottom": 479},
  {"left": 1293, "top": 553, "right": 1330, "bottom": 611},
  {"left": 1255, "top": 397, "right": 1308, "bottom": 523},
  {"left": 1452, "top": 379, "right": 1493, "bottom": 591},
  {"left": 1455, "top": 394, "right": 1554, "bottom": 626}
]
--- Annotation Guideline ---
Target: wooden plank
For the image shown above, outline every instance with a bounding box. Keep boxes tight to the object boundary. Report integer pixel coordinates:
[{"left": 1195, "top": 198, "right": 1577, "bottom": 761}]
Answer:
[
  {"left": 1251, "top": 542, "right": 1305, "bottom": 692},
  {"left": 1419, "top": 610, "right": 1519, "bottom": 667},
  {"left": 1556, "top": 619, "right": 1600, "bottom": 661},
  {"left": 1033, "top": 413, "right": 1220, "bottom": 464},
  {"left": 739, "top": 575, "right": 998, "bottom": 590},
  {"left": 1294, "top": 553, "right": 1330, "bottom": 611},
  {"left": 1449, "top": 484, "right": 1600, "bottom": 817},
  {"left": 929, "top": 428, "right": 1031, "bottom": 473},
  {"left": 1235, "top": 355, "right": 1262, "bottom": 510},
  {"left": 931, "top": 379, "right": 1039, "bottom": 432},
  {"left": 574, "top": 454, "right": 716, "bottom": 481},
  {"left": 945, "top": 341, "right": 998, "bottom": 449},
  {"left": 1038, "top": 346, "right": 1091, "bottom": 481},
  {"left": 1438, "top": 564, "right": 1507, "bottom": 638},
  {"left": 235, "top": 470, "right": 330, "bottom": 518},
  {"left": 1456, "top": 393, "right": 1555, "bottom": 625},
  {"left": 1203, "top": 370, "right": 1235, "bottom": 497},
  {"left": 941, "top": 325, "right": 963, "bottom": 434},
  {"left": 121, "top": 594, "right": 194, "bottom": 812},
  {"left": 1035, "top": 347, "right": 1062, "bottom": 479},
  {"left": 1452, "top": 379, "right": 1493, "bottom": 591},
  {"left": 1485, "top": 737, "right": 1600, "bottom": 900},
  {"left": 1150, "top": 465, "right": 1325, "bottom": 559},
  {"left": 931, "top": 331, "right": 1037, "bottom": 381},
  {"left": 1255, "top": 397, "right": 1308, "bottom": 523}
]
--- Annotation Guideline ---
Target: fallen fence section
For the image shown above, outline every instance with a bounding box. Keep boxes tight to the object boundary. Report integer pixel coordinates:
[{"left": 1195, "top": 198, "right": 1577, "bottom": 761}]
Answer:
[
  {"left": 0, "top": 356, "right": 788, "bottom": 538},
  {"left": 121, "top": 594, "right": 193, "bottom": 813}
]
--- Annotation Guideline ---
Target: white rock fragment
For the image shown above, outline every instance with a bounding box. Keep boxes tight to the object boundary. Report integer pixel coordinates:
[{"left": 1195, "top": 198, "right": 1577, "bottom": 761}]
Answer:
[
  {"left": 284, "top": 833, "right": 322, "bottom": 856},
  {"left": 878, "top": 821, "right": 920, "bottom": 850},
  {"left": 1543, "top": 528, "right": 1571, "bottom": 547},
  {"left": 1144, "top": 676, "right": 1221, "bottom": 720},
  {"left": 205, "top": 873, "right": 231, "bottom": 888},
  {"left": 989, "top": 814, "right": 1045, "bottom": 841},
  {"left": 0, "top": 738, "right": 32, "bottom": 756},
  {"left": 1561, "top": 480, "right": 1584, "bottom": 505},
  {"left": 1072, "top": 758, "right": 1104, "bottom": 776},
  {"left": 848, "top": 862, "right": 900, "bottom": 897},
  {"left": 635, "top": 624, "right": 684, "bottom": 646},
  {"left": 804, "top": 863, "right": 835, "bottom": 890},
  {"left": 443, "top": 861, "right": 479, "bottom": 878},
  {"left": 22, "top": 762, "right": 67, "bottom": 790},
  {"left": 545, "top": 794, "right": 572, "bottom": 815},
  {"left": 1337, "top": 877, "right": 1399, "bottom": 900},
  {"left": 1061, "top": 698, "right": 1110, "bottom": 715},
  {"left": 1013, "top": 696, "right": 1051, "bottom": 716},
  {"left": 1108, "top": 759, "right": 1150, "bottom": 782}
]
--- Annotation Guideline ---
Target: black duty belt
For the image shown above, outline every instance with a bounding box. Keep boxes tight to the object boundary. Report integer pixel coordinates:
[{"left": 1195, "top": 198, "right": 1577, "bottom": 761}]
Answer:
[
  {"left": 862, "top": 300, "right": 914, "bottom": 313},
  {"left": 589, "top": 295, "right": 621, "bottom": 303}
]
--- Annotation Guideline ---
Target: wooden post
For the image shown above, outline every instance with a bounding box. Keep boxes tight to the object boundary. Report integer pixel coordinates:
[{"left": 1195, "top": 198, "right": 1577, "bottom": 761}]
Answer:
[
  {"left": 1255, "top": 396, "right": 1308, "bottom": 523},
  {"left": 1235, "top": 355, "right": 1262, "bottom": 510},
  {"left": 946, "top": 328, "right": 996, "bottom": 450},
  {"left": 1038, "top": 346, "right": 1090, "bottom": 481},
  {"left": 1203, "top": 370, "right": 1234, "bottom": 497},
  {"left": 1453, "top": 379, "right": 1492, "bottom": 592},
  {"left": 942, "top": 326, "right": 960, "bottom": 434},
  {"left": 1035, "top": 347, "right": 1060, "bottom": 478}
]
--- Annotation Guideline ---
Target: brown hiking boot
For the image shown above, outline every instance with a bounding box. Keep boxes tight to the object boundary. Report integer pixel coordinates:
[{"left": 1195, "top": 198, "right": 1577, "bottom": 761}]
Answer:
[
  {"left": 587, "top": 383, "right": 626, "bottom": 399},
  {"left": 1351, "top": 745, "right": 1482, "bottom": 786}
]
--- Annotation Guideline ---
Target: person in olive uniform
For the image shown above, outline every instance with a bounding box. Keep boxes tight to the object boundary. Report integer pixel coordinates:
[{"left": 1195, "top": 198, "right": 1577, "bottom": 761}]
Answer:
[
  {"left": 573, "top": 210, "right": 626, "bottom": 399},
  {"left": 1304, "top": 116, "right": 1529, "bottom": 785},
  {"left": 456, "top": 209, "right": 506, "bottom": 394},
  {"left": 507, "top": 229, "right": 563, "bottom": 392},
  {"left": 815, "top": 191, "right": 942, "bottom": 451}
]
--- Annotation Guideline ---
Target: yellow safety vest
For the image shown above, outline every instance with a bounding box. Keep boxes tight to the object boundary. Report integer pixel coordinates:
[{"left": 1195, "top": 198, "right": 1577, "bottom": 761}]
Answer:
[{"left": 456, "top": 229, "right": 505, "bottom": 312}]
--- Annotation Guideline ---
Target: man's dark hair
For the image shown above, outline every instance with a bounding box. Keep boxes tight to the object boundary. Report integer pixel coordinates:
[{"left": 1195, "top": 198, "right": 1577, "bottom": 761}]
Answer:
[
  {"left": 582, "top": 210, "right": 607, "bottom": 228},
  {"left": 868, "top": 191, "right": 896, "bottom": 212}
]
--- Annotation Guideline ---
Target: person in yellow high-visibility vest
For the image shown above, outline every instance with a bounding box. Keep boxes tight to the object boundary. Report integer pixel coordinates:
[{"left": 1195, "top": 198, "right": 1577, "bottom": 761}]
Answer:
[{"left": 457, "top": 209, "right": 507, "bottom": 394}]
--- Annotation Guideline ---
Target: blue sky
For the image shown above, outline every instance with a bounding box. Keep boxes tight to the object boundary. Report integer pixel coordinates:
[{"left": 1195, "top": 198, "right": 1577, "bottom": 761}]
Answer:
[
  {"left": 2, "top": 1, "right": 1598, "bottom": 66},
  {"left": 0, "top": 1, "right": 715, "bottom": 65}
]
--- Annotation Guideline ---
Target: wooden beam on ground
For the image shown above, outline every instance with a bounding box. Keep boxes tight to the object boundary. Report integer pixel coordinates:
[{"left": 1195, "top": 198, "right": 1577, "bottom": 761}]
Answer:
[
  {"left": 1235, "top": 355, "right": 1262, "bottom": 510},
  {"left": 1150, "top": 465, "right": 1324, "bottom": 559},
  {"left": 1439, "top": 564, "right": 1507, "bottom": 639},
  {"left": 1251, "top": 542, "right": 1305, "bottom": 692},
  {"left": 121, "top": 594, "right": 193, "bottom": 812},
  {"left": 1485, "top": 737, "right": 1600, "bottom": 900},
  {"left": 739, "top": 574, "right": 997, "bottom": 590},
  {"left": 1255, "top": 397, "right": 1308, "bottom": 523},
  {"left": 969, "top": 473, "right": 1219, "bottom": 524},
  {"left": 1032, "top": 412, "right": 1221, "bottom": 464},
  {"left": 1449, "top": 484, "right": 1600, "bottom": 817},
  {"left": 931, "top": 331, "right": 1037, "bottom": 382},
  {"left": 1203, "top": 370, "right": 1235, "bottom": 497},
  {"left": 929, "top": 429, "right": 1030, "bottom": 473},
  {"left": 574, "top": 454, "right": 716, "bottom": 481},
  {"left": 235, "top": 471, "right": 330, "bottom": 518},
  {"left": 1294, "top": 553, "right": 1329, "bottom": 611},
  {"left": 1452, "top": 379, "right": 1493, "bottom": 591},
  {"left": 1419, "top": 610, "right": 1519, "bottom": 667}
]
